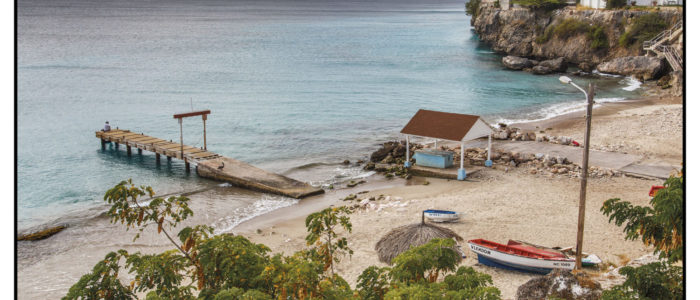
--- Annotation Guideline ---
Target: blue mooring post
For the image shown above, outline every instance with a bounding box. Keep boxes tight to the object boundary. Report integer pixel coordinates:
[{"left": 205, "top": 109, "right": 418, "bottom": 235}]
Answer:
[
  {"left": 485, "top": 134, "right": 493, "bottom": 168},
  {"left": 458, "top": 141, "right": 466, "bottom": 180},
  {"left": 458, "top": 168, "right": 467, "bottom": 180}
]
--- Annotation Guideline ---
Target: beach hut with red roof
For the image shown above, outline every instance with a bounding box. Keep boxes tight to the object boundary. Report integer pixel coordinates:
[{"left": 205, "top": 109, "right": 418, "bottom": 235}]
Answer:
[{"left": 400, "top": 109, "right": 494, "bottom": 180}]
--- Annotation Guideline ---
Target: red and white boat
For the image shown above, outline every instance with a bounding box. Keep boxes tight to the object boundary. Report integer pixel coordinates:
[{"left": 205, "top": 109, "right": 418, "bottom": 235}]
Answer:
[{"left": 467, "top": 239, "right": 575, "bottom": 274}]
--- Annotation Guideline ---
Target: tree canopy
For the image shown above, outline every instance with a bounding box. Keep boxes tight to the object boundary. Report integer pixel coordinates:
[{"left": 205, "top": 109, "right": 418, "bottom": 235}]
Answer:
[{"left": 64, "top": 180, "right": 501, "bottom": 299}]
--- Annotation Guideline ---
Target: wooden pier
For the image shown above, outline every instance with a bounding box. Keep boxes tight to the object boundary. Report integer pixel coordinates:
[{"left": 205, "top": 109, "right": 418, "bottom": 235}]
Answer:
[{"left": 95, "top": 129, "right": 323, "bottom": 199}]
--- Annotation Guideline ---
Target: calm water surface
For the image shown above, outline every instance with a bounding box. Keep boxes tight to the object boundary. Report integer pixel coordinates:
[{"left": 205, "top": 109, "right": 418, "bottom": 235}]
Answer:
[{"left": 18, "top": 0, "right": 640, "bottom": 230}]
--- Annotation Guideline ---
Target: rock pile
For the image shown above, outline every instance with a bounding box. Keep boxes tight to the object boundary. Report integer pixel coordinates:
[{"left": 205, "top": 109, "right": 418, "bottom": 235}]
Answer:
[
  {"left": 369, "top": 141, "right": 423, "bottom": 165},
  {"left": 597, "top": 253, "right": 661, "bottom": 289},
  {"left": 491, "top": 124, "right": 537, "bottom": 141},
  {"left": 492, "top": 124, "right": 578, "bottom": 147},
  {"left": 487, "top": 149, "right": 621, "bottom": 179},
  {"left": 515, "top": 269, "right": 602, "bottom": 300},
  {"left": 343, "top": 194, "right": 412, "bottom": 213},
  {"left": 366, "top": 138, "right": 621, "bottom": 180}
]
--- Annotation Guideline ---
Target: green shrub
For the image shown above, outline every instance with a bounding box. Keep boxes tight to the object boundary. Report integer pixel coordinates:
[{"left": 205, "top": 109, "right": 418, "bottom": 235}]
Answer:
[
  {"left": 536, "top": 19, "right": 608, "bottom": 50},
  {"left": 601, "top": 171, "right": 684, "bottom": 299},
  {"left": 64, "top": 181, "right": 504, "bottom": 300},
  {"left": 601, "top": 262, "right": 683, "bottom": 300},
  {"left": 619, "top": 13, "right": 668, "bottom": 48},
  {"left": 601, "top": 172, "right": 684, "bottom": 263},
  {"left": 512, "top": 0, "right": 566, "bottom": 10},
  {"left": 536, "top": 25, "right": 555, "bottom": 44},
  {"left": 465, "top": 0, "right": 481, "bottom": 17},
  {"left": 607, "top": 0, "right": 626, "bottom": 9},
  {"left": 587, "top": 25, "right": 609, "bottom": 50},
  {"left": 552, "top": 19, "right": 590, "bottom": 39}
]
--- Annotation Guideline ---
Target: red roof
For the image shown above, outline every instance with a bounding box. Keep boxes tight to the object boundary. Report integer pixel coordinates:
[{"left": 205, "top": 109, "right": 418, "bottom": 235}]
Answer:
[{"left": 400, "top": 109, "right": 482, "bottom": 141}]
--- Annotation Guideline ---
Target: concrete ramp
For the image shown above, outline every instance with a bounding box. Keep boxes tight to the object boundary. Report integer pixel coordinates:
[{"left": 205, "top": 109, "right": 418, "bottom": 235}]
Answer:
[
  {"left": 197, "top": 157, "right": 324, "bottom": 199},
  {"left": 619, "top": 164, "right": 678, "bottom": 179}
]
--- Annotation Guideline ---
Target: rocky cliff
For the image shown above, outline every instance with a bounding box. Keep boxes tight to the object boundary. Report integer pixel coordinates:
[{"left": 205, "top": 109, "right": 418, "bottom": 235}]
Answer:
[{"left": 471, "top": 5, "right": 682, "bottom": 70}]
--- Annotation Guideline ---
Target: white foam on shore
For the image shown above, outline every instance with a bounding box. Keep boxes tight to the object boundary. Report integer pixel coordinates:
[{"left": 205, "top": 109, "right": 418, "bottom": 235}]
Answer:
[
  {"left": 592, "top": 70, "right": 623, "bottom": 78},
  {"left": 493, "top": 97, "right": 626, "bottom": 125},
  {"left": 621, "top": 76, "right": 642, "bottom": 91},
  {"left": 212, "top": 195, "right": 299, "bottom": 234}
]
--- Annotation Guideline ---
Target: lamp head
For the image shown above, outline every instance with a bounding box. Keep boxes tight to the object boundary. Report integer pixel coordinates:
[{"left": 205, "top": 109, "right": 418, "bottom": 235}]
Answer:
[{"left": 559, "top": 76, "right": 572, "bottom": 84}]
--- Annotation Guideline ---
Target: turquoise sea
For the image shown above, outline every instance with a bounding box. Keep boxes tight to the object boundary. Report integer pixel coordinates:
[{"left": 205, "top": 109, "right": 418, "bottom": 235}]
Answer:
[{"left": 18, "top": 0, "right": 641, "bottom": 231}]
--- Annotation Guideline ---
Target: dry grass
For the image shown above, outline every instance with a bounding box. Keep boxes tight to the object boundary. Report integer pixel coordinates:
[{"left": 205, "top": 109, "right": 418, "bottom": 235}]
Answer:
[
  {"left": 616, "top": 254, "right": 631, "bottom": 266},
  {"left": 374, "top": 222, "right": 463, "bottom": 265}
]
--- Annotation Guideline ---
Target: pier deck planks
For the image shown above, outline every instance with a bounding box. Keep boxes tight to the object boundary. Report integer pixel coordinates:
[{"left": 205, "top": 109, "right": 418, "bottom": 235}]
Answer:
[{"left": 95, "top": 129, "right": 323, "bottom": 198}]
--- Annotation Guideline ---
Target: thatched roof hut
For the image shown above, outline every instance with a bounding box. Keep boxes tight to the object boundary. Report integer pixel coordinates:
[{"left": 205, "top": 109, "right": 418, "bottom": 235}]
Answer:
[{"left": 374, "top": 220, "right": 464, "bottom": 265}]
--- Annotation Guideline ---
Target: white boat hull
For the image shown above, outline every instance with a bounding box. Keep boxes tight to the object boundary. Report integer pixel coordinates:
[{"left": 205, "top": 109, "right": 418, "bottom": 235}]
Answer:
[
  {"left": 424, "top": 212, "right": 460, "bottom": 223},
  {"left": 468, "top": 242, "right": 575, "bottom": 274}
]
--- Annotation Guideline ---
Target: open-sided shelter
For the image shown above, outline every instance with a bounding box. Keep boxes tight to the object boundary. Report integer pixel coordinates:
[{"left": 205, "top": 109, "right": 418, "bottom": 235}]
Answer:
[{"left": 400, "top": 109, "right": 494, "bottom": 180}]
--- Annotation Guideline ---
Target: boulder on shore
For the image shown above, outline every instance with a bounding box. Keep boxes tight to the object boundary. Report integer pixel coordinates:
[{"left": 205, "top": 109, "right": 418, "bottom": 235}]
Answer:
[
  {"left": 596, "top": 56, "right": 665, "bottom": 80},
  {"left": 515, "top": 269, "right": 602, "bottom": 300},
  {"left": 539, "top": 57, "right": 567, "bottom": 72},
  {"left": 502, "top": 56, "right": 534, "bottom": 70},
  {"left": 531, "top": 65, "right": 553, "bottom": 75}
]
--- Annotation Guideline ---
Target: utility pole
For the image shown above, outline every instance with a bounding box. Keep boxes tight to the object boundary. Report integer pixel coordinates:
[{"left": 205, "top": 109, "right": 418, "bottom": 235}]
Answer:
[{"left": 575, "top": 82, "right": 595, "bottom": 269}]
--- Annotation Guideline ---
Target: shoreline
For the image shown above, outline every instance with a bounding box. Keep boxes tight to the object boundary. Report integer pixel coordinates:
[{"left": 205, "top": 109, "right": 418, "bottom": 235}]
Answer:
[
  {"left": 234, "top": 85, "right": 681, "bottom": 238},
  {"left": 232, "top": 87, "right": 681, "bottom": 299},
  {"left": 16, "top": 77, "right": 657, "bottom": 234},
  {"left": 17, "top": 85, "right": 681, "bottom": 299}
]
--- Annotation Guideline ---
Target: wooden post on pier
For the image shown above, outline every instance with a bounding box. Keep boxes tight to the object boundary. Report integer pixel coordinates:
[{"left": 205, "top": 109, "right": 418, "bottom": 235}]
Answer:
[
  {"left": 202, "top": 114, "right": 207, "bottom": 150},
  {"left": 138, "top": 149, "right": 142, "bottom": 155},
  {"left": 155, "top": 153, "right": 161, "bottom": 165},
  {"left": 174, "top": 109, "right": 211, "bottom": 171},
  {"left": 101, "top": 139, "right": 106, "bottom": 150},
  {"left": 179, "top": 118, "right": 184, "bottom": 159},
  {"left": 127, "top": 145, "right": 132, "bottom": 156}
]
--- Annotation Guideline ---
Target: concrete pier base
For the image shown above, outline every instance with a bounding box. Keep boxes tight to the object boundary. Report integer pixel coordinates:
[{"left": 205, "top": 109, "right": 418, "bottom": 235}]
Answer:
[{"left": 197, "top": 157, "right": 324, "bottom": 199}]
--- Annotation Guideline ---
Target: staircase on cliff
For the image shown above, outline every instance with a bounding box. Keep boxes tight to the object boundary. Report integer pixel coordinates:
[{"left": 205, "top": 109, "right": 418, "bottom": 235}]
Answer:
[{"left": 643, "top": 20, "right": 683, "bottom": 72}]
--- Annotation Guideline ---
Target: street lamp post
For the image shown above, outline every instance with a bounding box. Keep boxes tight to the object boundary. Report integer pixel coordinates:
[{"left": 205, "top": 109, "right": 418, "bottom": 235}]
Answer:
[{"left": 559, "top": 76, "right": 595, "bottom": 270}]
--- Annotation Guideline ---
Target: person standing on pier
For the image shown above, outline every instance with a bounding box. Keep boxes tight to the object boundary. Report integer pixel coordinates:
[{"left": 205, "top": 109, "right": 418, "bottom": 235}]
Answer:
[{"left": 103, "top": 121, "right": 111, "bottom": 132}]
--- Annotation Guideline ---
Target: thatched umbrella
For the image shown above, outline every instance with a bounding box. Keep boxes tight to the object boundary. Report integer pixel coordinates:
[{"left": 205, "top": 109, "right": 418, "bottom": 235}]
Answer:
[{"left": 375, "top": 211, "right": 464, "bottom": 265}]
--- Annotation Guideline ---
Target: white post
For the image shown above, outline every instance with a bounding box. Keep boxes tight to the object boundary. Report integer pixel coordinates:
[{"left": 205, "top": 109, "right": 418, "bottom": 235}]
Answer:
[
  {"left": 406, "top": 136, "right": 410, "bottom": 162},
  {"left": 434, "top": 138, "right": 438, "bottom": 149},
  {"left": 405, "top": 135, "right": 411, "bottom": 168},
  {"left": 460, "top": 141, "right": 464, "bottom": 169}
]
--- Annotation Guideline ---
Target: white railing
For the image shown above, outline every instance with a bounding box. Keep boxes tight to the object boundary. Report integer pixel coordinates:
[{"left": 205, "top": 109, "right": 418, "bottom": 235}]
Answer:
[
  {"left": 659, "top": 45, "right": 682, "bottom": 72},
  {"left": 643, "top": 20, "right": 683, "bottom": 50},
  {"left": 642, "top": 20, "right": 683, "bottom": 71}
]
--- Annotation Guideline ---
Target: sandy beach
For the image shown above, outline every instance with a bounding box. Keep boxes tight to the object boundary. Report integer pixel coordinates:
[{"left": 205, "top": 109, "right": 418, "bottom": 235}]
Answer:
[{"left": 236, "top": 90, "right": 682, "bottom": 299}]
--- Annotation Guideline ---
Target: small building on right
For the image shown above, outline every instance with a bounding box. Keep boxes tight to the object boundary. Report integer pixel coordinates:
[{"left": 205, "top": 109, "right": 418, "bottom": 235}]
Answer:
[
  {"left": 626, "top": 0, "right": 683, "bottom": 5},
  {"left": 579, "top": 0, "right": 682, "bottom": 8},
  {"left": 579, "top": 0, "right": 606, "bottom": 9}
]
